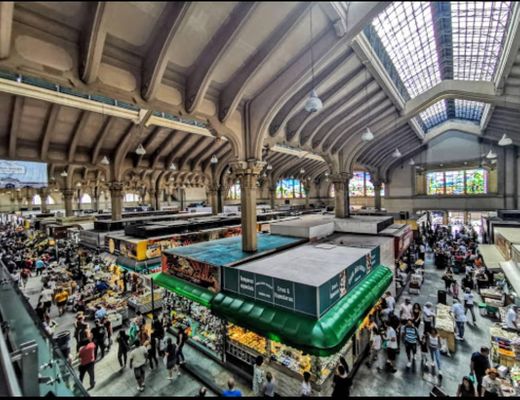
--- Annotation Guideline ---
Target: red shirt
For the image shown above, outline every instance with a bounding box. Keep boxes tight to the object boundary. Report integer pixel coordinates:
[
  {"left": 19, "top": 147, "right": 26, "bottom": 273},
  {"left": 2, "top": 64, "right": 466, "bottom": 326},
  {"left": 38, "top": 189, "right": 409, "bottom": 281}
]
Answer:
[{"left": 79, "top": 342, "right": 96, "bottom": 365}]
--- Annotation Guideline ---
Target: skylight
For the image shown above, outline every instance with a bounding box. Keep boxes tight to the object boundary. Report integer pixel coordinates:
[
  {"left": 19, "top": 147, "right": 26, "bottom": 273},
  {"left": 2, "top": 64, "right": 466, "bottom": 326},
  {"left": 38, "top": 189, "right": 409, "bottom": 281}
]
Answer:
[
  {"left": 454, "top": 99, "right": 486, "bottom": 120},
  {"left": 419, "top": 100, "right": 448, "bottom": 129},
  {"left": 451, "top": 2, "right": 512, "bottom": 81},
  {"left": 372, "top": 2, "right": 441, "bottom": 98}
]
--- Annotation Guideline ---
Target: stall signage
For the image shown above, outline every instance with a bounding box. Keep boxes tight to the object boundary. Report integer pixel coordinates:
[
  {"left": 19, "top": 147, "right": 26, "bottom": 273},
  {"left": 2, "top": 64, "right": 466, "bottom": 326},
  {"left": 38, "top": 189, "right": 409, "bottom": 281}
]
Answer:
[
  {"left": 273, "top": 278, "right": 295, "bottom": 309},
  {"left": 255, "top": 275, "right": 274, "bottom": 302},
  {"left": 163, "top": 253, "right": 221, "bottom": 292},
  {"left": 238, "top": 271, "right": 255, "bottom": 297},
  {"left": 346, "top": 256, "right": 367, "bottom": 291}
]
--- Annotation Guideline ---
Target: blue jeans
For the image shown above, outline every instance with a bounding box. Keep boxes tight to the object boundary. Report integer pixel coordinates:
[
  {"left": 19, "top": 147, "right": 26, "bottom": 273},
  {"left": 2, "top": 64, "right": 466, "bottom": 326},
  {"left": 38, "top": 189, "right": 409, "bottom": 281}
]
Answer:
[
  {"left": 429, "top": 348, "right": 441, "bottom": 370},
  {"left": 456, "top": 321, "right": 465, "bottom": 338}
]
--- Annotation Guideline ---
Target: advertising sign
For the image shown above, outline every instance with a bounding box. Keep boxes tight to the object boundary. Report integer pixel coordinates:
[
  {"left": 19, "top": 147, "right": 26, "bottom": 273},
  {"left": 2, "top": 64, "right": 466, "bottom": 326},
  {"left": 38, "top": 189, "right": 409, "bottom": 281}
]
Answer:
[
  {"left": 0, "top": 160, "right": 48, "bottom": 188},
  {"left": 162, "top": 253, "right": 220, "bottom": 292}
]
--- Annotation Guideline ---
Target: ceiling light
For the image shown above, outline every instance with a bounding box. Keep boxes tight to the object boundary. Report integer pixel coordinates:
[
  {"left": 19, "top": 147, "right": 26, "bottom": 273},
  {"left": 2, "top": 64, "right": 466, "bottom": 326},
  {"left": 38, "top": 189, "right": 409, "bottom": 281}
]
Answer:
[
  {"left": 409, "top": 158, "right": 415, "bottom": 166},
  {"left": 498, "top": 133, "right": 512, "bottom": 146},
  {"left": 101, "top": 156, "right": 110, "bottom": 165},
  {"left": 300, "top": 168, "right": 305, "bottom": 174},
  {"left": 486, "top": 149, "right": 497, "bottom": 159},
  {"left": 392, "top": 148, "right": 402, "bottom": 158},
  {"left": 210, "top": 154, "right": 218, "bottom": 164},
  {"left": 170, "top": 162, "right": 177, "bottom": 170},
  {"left": 76, "top": 182, "right": 81, "bottom": 187},
  {"left": 491, "top": 159, "right": 497, "bottom": 164},
  {"left": 266, "top": 164, "right": 273, "bottom": 170},
  {"left": 304, "top": 90, "right": 323, "bottom": 113},
  {"left": 60, "top": 170, "right": 68, "bottom": 177},
  {"left": 361, "top": 127, "right": 375, "bottom": 142},
  {"left": 135, "top": 143, "right": 146, "bottom": 155}
]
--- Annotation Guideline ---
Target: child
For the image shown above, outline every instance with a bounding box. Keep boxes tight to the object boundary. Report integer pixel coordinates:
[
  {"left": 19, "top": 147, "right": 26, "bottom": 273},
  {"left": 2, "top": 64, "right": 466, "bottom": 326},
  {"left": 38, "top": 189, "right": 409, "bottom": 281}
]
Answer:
[{"left": 419, "top": 334, "right": 429, "bottom": 373}]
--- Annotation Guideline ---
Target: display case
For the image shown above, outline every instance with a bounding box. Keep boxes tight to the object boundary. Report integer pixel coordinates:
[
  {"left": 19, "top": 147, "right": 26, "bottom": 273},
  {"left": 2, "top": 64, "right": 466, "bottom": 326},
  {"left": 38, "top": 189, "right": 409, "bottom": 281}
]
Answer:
[
  {"left": 127, "top": 288, "right": 164, "bottom": 313},
  {"left": 226, "top": 323, "right": 267, "bottom": 366}
]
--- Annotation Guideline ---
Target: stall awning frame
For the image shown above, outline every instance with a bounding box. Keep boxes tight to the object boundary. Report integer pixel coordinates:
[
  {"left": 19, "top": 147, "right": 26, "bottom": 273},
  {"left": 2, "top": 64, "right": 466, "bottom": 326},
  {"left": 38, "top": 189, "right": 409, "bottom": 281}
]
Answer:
[
  {"left": 153, "top": 272, "right": 214, "bottom": 307},
  {"left": 211, "top": 265, "right": 393, "bottom": 356}
]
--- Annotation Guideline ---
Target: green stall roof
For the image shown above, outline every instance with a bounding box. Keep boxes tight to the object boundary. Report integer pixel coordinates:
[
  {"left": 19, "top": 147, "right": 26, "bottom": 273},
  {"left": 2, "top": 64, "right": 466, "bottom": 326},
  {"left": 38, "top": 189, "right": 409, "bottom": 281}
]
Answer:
[
  {"left": 153, "top": 273, "right": 214, "bottom": 307},
  {"left": 211, "top": 265, "right": 393, "bottom": 356}
]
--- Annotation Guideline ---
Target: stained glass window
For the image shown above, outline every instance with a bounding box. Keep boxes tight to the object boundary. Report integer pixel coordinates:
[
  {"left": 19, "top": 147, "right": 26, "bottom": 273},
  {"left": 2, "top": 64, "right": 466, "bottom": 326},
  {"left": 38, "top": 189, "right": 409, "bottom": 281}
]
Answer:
[
  {"left": 465, "top": 169, "right": 488, "bottom": 194},
  {"left": 227, "top": 183, "right": 241, "bottom": 200},
  {"left": 426, "top": 168, "right": 488, "bottom": 195},
  {"left": 444, "top": 170, "right": 465, "bottom": 194},
  {"left": 276, "top": 179, "right": 304, "bottom": 199},
  {"left": 349, "top": 172, "right": 366, "bottom": 197}
]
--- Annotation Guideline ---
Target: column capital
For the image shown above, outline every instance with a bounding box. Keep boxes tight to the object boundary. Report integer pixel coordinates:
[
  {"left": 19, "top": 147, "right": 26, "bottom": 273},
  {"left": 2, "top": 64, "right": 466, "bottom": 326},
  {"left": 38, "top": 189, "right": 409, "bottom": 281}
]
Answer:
[
  {"left": 61, "top": 188, "right": 75, "bottom": 198},
  {"left": 372, "top": 180, "right": 385, "bottom": 190},
  {"left": 330, "top": 172, "right": 352, "bottom": 183},
  {"left": 230, "top": 159, "right": 266, "bottom": 176},
  {"left": 147, "top": 188, "right": 157, "bottom": 196},
  {"left": 208, "top": 183, "right": 220, "bottom": 193},
  {"left": 108, "top": 181, "right": 124, "bottom": 192}
]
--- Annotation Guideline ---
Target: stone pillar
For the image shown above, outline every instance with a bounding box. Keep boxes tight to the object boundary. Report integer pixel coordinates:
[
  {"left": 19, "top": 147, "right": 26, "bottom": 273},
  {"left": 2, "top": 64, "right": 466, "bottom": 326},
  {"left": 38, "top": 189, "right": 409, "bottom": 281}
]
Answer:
[
  {"left": 303, "top": 181, "right": 310, "bottom": 209},
  {"left": 208, "top": 184, "right": 219, "bottom": 215},
  {"left": 148, "top": 189, "right": 159, "bottom": 210},
  {"left": 92, "top": 187, "right": 99, "bottom": 212},
  {"left": 269, "top": 185, "right": 276, "bottom": 210},
  {"left": 62, "top": 189, "right": 75, "bottom": 217},
  {"left": 373, "top": 180, "right": 383, "bottom": 211},
  {"left": 234, "top": 161, "right": 265, "bottom": 253},
  {"left": 179, "top": 187, "right": 185, "bottom": 211},
  {"left": 76, "top": 189, "right": 82, "bottom": 211},
  {"left": 109, "top": 181, "right": 124, "bottom": 221},
  {"left": 330, "top": 173, "right": 351, "bottom": 218},
  {"left": 217, "top": 187, "right": 224, "bottom": 213},
  {"left": 442, "top": 211, "right": 449, "bottom": 225},
  {"left": 39, "top": 188, "right": 49, "bottom": 213}
]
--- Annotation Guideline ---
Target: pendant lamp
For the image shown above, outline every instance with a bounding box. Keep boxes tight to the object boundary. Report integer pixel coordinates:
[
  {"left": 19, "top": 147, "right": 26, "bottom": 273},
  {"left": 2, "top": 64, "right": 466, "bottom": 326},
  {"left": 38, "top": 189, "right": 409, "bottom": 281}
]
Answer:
[
  {"left": 392, "top": 148, "right": 402, "bottom": 158},
  {"left": 361, "top": 127, "right": 374, "bottom": 142},
  {"left": 498, "top": 134, "right": 512, "bottom": 146},
  {"left": 304, "top": 7, "right": 323, "bottom": 113},
  {"left": 135, "top": 143, "right": 146, "bottom": 155}
]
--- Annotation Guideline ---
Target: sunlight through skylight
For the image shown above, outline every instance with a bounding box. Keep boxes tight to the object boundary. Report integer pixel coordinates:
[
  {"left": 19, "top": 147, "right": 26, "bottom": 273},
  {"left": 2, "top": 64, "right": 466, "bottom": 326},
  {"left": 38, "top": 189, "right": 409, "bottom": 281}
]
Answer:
[
  {"left": 419, "top": 100, "right": 448, "bottom": 129},
  {"left": 454, "top": 99, "right": 486, "bottom": 120}
]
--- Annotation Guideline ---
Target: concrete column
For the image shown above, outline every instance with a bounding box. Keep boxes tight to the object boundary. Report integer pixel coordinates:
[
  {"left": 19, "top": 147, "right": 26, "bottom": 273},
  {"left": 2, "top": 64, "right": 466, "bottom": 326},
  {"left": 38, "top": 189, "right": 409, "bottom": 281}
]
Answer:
[
  {"left": 208, "top": 185, "right": 219, "bottom": 215},
  {"left": 303, "top": 181, "right": 310, "bottom": 209},
  {"left": 38, "top": 188, "right": 49, "bottom": 213},
  {"left": 233, "top": 161, "right": 265, "bottom": 253},
  {"left": 109, "top": 181, "right": 124, "bottom": 221},
  {"left": 217, "top": 187, "right": 223, "bottom": 213},
  {"left": 331, "top": 173, "right": 351, "bottom": 218},
  {"left": 179, "top": 187, "right": 185, "bottom": 211},
  {"left": 76, "top": 189, "right": 82, "bottom": 211},
  {"left": 62, "top": 189, "right": 75, "bottom": 217},
  {"left": 92, "top": 187, "right": 99, "bottom": 212},
  {"left": 443, "top": 211, "right": 449, "bottom": 225},
  {"left": 269, "top": 186, "right": 276, "bottom": 210},
  {"left": 373, "top": 181, "right": 383, "bottom": 211},
  {"left": 148, "top": 189, "right": 160, "bottom": 210}
]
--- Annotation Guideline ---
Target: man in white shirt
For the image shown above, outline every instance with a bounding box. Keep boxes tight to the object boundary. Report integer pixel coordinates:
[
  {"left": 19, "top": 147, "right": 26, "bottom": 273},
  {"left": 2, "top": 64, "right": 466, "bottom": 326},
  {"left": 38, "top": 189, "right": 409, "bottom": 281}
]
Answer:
[
  {"left": 505, "top": 305, "right": 519, "bottom": 331},
  {"left": 450, "top": 299, "right": 467, "bottom": 340},
  {"left": 381, "top": 292, "right": 395, "bottom": 321},
  {"left": 39, "top": 284, "right": 54, "bottom": 314},
  {"left": 385, "top": 325, "right": 398, "bottom": 373},
  {"left": 463, "top": 288, "right": 477, "bottom": 325},
  {"left": 399, "top": 297, "right": 413, "bottom": 324}
]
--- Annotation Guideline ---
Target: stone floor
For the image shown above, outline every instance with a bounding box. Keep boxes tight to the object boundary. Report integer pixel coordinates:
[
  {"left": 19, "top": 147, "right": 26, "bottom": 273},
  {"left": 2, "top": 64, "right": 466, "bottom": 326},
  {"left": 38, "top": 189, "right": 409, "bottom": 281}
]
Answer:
[
  {"left": 352, "top": 252, "right": 496, "bottom": 397},
  {"left": 23, "top": 251, "right": 496, "bottom": 397}
]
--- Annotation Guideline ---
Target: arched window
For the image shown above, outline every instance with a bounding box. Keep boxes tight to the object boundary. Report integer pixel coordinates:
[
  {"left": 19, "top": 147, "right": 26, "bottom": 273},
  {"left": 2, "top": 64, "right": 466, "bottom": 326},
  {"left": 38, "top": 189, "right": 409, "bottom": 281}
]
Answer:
[
  {"left": 80, "top": 193, "right": 92, "bottom": 204},
  {"left": 46, "top": 195, "right": 55, "bottom": 205},
  {"left": 276, "top": 179, "right": 305, "bottom": 199},
  {"left": 32, "top": 194, "right": 42, "bottom": 205},
  {"left": 329, "top": 184, "right": 335, "bottom": 198},
  {"left": 227, "top": 183, "right": 241, "bottom": 200},
  {"left": 124, "top": 193, "right": 140, "bottom": 203}
]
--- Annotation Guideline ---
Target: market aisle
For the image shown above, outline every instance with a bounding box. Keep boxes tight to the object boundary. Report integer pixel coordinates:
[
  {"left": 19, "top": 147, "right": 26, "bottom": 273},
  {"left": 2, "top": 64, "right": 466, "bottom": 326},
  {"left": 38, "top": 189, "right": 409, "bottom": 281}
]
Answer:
[{"left": 352, "top": 253, "right": 495, "bottom": 397}]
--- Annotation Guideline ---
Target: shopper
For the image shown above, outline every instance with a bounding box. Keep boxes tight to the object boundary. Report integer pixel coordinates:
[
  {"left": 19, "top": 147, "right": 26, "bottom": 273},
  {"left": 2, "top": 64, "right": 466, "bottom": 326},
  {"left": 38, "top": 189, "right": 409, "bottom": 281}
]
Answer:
[
  {"left": 94, "top": 305, "right": 107, "bottom": 320},
  {"left": 198, "top": 387, "right": 207, "bottom": 397},
  {"left": 367, "top": 327, "right": 383, "bottom": 371},
  {"left": 78, "top": 338, "right": 96, "bottom": 390},
  {"left": 471, "top": 347, "right": 490, "bottom": 395},
  {"left": 129, "top": 341, "right": 149, "bottom": 392},
  {"left": 423, "top": 302, "right": 435, "bottom": 334},
  {"left": 253, "top": 355, "right": 265, "bottom": 396},
  {"left": 223, "top": 378, "right": 242, "bottom": 397},
  {"left": 505, "top": 305, "right": 519, "bottom": 331},
  {"left": 91, "top": 319, "right": 107, "bottom": 360},
  {"left": 450, "top": 298, "right": 467, "bottom": 341},
  {"left": 20, "top": 266, "right": 31, "bottom": 288},
  {"left": 177, "top": 326, "right": 188, "bottom": 365},
  {"left": 117, "top": 330, "right": 129, "bottom": 369},
  {"left": 165, "top": 338, "right": 179, "bottom": 380},
  {"left": 481, "top": 368, "right": 503, "bottom": 397},
  {"left": 427, "top": 328, "right": 442, "bottom": 375},
  {"left": 399, "top": 297, "right": 413, "bottom": 328},
  {"left": 463, "top": 287, "right": 477, "bottom": 326},
  {"left": 74, "top": 313, "right": 89, "bottom": 352},
  {"left": 412, "top": 303, "right": 422, "bottom": 329},
  {"left": 331, "top": 365, "right": 351, "bottom": 397},
  {"left": 402, "top": 319, "right": 419, "bottom": 368},
  {"left": 456, "top": 376, "right": 477, "bottom": 397},
  {"left": 54, "top": 287, "right": 69, "bottom": 317},
  {"left": 147, "top": 335, "right": 159, "bottom": 370},
  {"left": 383, "top": 322, "right": 398, "bottom": 373},
  {"left": 39, "top": 283, "right": 54, "bottom": 314},
  {"left": 301, "top": 371, "right": 312, "bottom": 397},
  {"left": 261, "top": 371, "right": 276, "bottom": 397},
  {"left": 102, "top": 316, "right": 113, "bottom": 350}
]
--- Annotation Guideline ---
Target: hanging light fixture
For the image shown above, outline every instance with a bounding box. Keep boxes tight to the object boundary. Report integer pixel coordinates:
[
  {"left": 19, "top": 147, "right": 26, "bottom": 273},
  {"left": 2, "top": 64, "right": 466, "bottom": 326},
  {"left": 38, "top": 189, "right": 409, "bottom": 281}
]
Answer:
[
  {"left": 361, "top": 127, "right": 374, "bottom": 142},
  {"left": 170, "top": 162, "right": 177, "bottom": 170},
  {"left": 392, "top": 148, "right": 402, "bottom": 158},
  {"left": 266, "top": 164, "right": 273, "bottom": 170},
  {"left": 210, "top": 154, "right": 218, "bottom": 164},
  {"left": 60, "top": 170, "right": 68, "bottom": 177},
  {"left": 101, "top": 156, "right": 110, "bottom": 165},
  {"left": 498, "top": 133, "right": 512, "bottom": 146},
  {"left": 135, "top": 143, "right": 146, "bottom": 155},
  {"left": 409, "top": 158, "right": 415, "bottom": 166},
  {"left": 486, "top": 149, "right": 497, "bottom": 159},
  {"left": 300, "top": 168, "right": 305, "bottom": 174},
  {"left": 304, "top": 6, "right": 323, "bottom": 113}
]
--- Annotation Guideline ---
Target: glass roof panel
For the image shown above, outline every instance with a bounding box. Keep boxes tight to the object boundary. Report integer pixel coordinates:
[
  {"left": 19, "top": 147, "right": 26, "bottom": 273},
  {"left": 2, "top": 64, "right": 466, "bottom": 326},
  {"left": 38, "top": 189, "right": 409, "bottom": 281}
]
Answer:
[
  {"left": 454, "top": 99, "right": 486, "bottom": 120},
  {"left": 451, "top": 1, "right": 512, "bottom": 80},
  {"left": 372, "top": 2, "right": 441, "bottom": 98},
  {"left": 419, "top": 100, "right": 448, "bottom": 130}
]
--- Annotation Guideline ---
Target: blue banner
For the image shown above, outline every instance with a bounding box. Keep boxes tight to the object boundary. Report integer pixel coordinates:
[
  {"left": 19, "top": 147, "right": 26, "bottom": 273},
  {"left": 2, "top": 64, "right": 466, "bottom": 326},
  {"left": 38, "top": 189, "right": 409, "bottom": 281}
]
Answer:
[{"left": 0, "top": 160, "right": 47, "bottom": 188}]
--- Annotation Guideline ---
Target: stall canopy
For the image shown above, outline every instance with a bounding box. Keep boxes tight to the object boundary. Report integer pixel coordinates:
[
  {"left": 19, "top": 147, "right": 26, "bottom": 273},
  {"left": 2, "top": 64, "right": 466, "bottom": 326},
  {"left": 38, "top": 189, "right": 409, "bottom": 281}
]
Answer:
[
  {"left": 153, "top": 272, "right": 214, "bottom": 307},
  {"left": 211, "top": 265, "right": 393, "bottom": 356},
  {"left": 478, "top": 244, "right": 506, "bottom": 271}
]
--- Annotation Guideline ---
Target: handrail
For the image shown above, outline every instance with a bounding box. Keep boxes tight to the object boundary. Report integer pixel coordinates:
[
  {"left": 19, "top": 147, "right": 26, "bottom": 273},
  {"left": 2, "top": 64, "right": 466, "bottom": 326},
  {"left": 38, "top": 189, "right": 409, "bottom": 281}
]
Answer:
[{"left": 0, "top": 324, "right": 23, "bottom": 396}]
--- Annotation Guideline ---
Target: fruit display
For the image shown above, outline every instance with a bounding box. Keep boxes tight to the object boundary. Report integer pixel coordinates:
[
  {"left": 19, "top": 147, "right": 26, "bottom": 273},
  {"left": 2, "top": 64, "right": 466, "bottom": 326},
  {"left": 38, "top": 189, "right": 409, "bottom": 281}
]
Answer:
[
  {"left": 86, "top": 293, "right": 127, "bottom": 311},
  {"left": 270, "top": 341, "right": 311, "bottom": 375},
  {"left": 227, "top": 324, "right": 267, "bottom": 355},
  {"left": 128, "top": 289, "right": 163, "bottom": 306}
]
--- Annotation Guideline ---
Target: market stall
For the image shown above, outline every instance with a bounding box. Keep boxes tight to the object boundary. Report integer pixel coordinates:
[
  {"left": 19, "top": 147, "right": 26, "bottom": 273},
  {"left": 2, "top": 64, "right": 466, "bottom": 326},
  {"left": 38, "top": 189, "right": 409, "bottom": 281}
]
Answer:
[
  {"left": 499, "top": 261, "right": 520, "bottom": 305},
  {"left": 436, "top": 303, "right": 456, "bottom": 354},
  {"left": 479, "top": 244, "right": 506, "bottom": 271},
  {"left": 494, "top": 227, "right": 520, "bottom": 261}
]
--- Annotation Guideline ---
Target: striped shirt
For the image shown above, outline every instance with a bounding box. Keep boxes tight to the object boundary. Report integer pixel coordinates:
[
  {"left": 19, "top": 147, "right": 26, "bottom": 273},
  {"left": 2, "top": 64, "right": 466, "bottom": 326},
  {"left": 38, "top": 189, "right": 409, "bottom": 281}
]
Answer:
[{"left": 403, "top": 326, "right": 419, "bottom": 344}]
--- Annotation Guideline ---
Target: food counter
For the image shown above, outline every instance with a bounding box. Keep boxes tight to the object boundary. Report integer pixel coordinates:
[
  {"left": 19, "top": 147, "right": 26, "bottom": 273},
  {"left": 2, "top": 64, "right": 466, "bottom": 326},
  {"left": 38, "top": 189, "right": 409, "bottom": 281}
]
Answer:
[
  {"left": 436, "top": 304, "right": 456, "bottom": 353},
  {"left": 127, "top": 289, "right": 164, "bottom": 314}
]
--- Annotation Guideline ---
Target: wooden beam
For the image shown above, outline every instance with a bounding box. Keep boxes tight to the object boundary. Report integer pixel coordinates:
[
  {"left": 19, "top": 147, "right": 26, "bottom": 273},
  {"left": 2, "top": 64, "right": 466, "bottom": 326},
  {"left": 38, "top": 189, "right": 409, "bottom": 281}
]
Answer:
[
  {"left": 81, "top": 2, "right": 109, "bottom": 84},
  {"left": 8, "top": 96, "right": 23, "bottom": 159},
  {"left": 40, "top": 104, "right": 60, "bottom": 160},
  {"left": 151, "top": 130, "right": 178, "bottom": 169},
  {"left": 0, "top": 2, "right": 14, "bottom": 59},
  {"left": 67, "top": 111, "right": 90, "bottom": 162},
  {"left": 142, "top": 2, "right": 191, "bottom": 101},
  {"left": 185, "top": 2, "right": 257, "bottom": 113}
]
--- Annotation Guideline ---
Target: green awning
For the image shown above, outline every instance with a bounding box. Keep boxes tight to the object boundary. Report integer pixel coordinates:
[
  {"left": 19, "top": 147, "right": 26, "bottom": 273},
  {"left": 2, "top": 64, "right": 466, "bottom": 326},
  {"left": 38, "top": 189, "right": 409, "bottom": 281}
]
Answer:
[
  {"left": 153, "top": 273, "right": 215, "bottom": 307},
  {"left": 211, "top": 265, "right": 393, "bottom": 356}
]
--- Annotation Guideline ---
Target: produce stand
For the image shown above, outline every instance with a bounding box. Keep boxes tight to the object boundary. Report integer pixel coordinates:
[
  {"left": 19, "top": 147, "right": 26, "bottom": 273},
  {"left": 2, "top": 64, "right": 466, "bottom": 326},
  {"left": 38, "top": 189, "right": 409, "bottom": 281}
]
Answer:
[{"left": 127, "top": 289, "right": 164, "bottom": 314}]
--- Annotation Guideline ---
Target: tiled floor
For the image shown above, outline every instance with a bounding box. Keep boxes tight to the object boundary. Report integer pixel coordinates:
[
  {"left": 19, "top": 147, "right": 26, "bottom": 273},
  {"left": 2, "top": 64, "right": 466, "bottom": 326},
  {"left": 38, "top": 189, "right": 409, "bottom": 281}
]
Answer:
[{"left": 24, "top": 251, "right": 496, "bottom": 397}]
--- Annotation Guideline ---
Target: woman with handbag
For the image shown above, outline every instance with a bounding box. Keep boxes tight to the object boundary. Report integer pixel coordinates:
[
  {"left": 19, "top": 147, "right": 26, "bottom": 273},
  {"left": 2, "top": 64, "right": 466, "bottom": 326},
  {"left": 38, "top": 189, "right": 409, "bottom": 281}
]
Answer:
[{"left": 165, "top": 338, "right": 179, "bottom": 380}]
